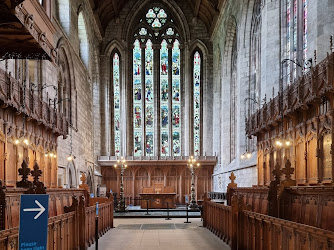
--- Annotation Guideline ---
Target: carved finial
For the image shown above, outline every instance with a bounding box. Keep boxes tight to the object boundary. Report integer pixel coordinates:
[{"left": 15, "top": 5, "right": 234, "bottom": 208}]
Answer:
[
  {"left": 330, "top": 35, "right": 333, "bottom": 53},
  {"left": 27, "top": 161, "right": 46, "bottom": 194},
  {"left": 272, "top": 87, "right": 275, "bottom": 99},
  {"left": 229, "top": 172, "right": 236, "bottom": 184},
  {"left": 16, "top": 160, "right": 32, "bottom": 188},
  {"left": 227, "top": 172, "right": 237, "bottom": 189},
  {"left": 282, "top": 159, "right": 294, "bottom": 181},
  {"left": 80, "top": 173, "right": 87, "bottom": 184},
  {"left": 79, "top": 173, "right": 90, "bottom": 192},
  {"left": 314, "top": 50, "right": 317, "bottom": 65},
  {"left": 31, "top": 161, "right": 42, "bottom": 185},
  {"left": 272, "top": 161, "right": 282, "bottom": 184}
]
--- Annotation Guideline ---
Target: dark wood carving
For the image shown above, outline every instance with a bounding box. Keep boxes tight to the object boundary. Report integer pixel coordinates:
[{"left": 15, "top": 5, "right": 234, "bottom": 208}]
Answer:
[
  {"left": 247, "top": 52, "right": 334, "bottom": 186},
  {"left": 0, "top": 180, "right": 6, "bottom": 230},
  {"left": 26, "top": 161, "right": 46, "bottom": 194},
  {"left": 16, "top": 160, "right": 31, "bottom": 188},
  {"left": 64, "top": 195, "right": 78, "bottom": 213}
]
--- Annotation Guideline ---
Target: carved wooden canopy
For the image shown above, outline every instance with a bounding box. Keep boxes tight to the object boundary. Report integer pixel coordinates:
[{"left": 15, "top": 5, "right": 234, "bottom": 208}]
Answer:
[{"left": 0, "top": 0, "right": 57, "bottom": 62}]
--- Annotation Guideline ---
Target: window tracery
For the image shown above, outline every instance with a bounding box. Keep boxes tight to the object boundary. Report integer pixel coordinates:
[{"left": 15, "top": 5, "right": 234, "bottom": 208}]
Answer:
[
  {"left": 286, "top": 0, "right": 308, "bottom": 83},
  {"left": 130, "top": 6, "right": 188, "bottom": 157}
]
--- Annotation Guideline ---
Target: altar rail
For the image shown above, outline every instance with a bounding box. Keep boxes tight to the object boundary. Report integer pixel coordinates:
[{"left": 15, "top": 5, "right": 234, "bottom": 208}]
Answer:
[
  {"left": 0, "top": 200, "right": 113, "bottom": 250},
  {"left": 203, "top": 200, "right": 334, "bottom": 250}
]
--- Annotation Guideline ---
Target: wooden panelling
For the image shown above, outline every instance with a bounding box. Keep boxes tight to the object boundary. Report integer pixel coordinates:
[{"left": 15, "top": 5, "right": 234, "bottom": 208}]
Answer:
[
  {"left": 280, "top": 186, "right": 334, "bottom": 231},
  {"left": 203, "top": 200, "right": 334, "bottom": 250},
  {"left": 4, "top": 188, "right": 87, "bottom": 229},
  {"left": 0, "top": 201, "right": 114, "bottom": 250},
  {"left": 102, "top": 165, "right": 213, "bottom": 205}
]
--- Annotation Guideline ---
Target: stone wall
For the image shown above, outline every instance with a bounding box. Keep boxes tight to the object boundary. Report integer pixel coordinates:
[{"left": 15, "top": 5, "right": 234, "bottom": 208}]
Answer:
[{"left": 211, "top": 0, "right": 334, "bottom": 190}]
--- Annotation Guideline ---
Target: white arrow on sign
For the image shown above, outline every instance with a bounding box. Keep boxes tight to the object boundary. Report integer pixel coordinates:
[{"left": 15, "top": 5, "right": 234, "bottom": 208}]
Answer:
[{"left": 23, "top": 200, "right": 46, "bottom": 220}]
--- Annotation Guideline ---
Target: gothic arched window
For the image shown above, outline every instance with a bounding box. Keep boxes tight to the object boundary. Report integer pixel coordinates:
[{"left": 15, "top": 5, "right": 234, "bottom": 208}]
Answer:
[
  {"left": 250, "top": 0, "right": 261, "bottom": 114},
  {"left": 193, "top": 51, "right": 201, "bottom": 156},
  {"left": 132, "top": 6, "right": 182, "bottom": 157},
  {"left": 78, "top": 12, "right": 89, "bottom": 67},
  {"left": 145, "top": 40, "right": 154, "bottom": 156},
  {"left": 172, "top": 40, "right": 181, "bottom": 156},
  {"left": 286, "top": 0, "right": 308, "bottom": 83},
  {"left": 230, "top": 37, "right": 237, "bottom": 161},
  {"left": 133, "top": 39, "right": 142, "bottom": 156},
  {"left": 113, "top": 52, "right": 121, "bottom": 156}
]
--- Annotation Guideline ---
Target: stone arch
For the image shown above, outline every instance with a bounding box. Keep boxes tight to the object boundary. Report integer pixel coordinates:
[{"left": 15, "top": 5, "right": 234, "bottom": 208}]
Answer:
[
  {"left": 56, "top": 37, "right": 76, "bottom": 130},
  {"left": 122, "top": 0, "right": 191, "bottom": 42},
  {"left": 78, "top": 11, "right": 89, "bottom": 67},
  {"left": 67, "top": 161, "right": 77, "bottom": 188},
  {"left": 189, "top": 39, "right": 210, "bottom": 157},
  {"left": 86, "top": 166, "right": 95, "bottom": 193}
]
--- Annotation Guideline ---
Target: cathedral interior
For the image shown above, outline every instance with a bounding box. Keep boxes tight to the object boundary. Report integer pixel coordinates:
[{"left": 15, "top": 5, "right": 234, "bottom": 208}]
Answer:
[{"left": 0, "top": 0, "right": 334, "bottom": 249}]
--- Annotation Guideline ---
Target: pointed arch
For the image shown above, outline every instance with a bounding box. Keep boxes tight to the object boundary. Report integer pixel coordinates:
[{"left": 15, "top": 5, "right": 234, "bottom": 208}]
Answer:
[
  {"left": 56, "top": 37, "right": 77, "bottom": 130},
  {"left": 67, "top": 161, "right": 77, "bottom": 188},
  {"left": 78, "top": 11, "right": 89, "bottom": 67},
  {"left": 122, "top": 0, "right": 190, "bottom": 42}
]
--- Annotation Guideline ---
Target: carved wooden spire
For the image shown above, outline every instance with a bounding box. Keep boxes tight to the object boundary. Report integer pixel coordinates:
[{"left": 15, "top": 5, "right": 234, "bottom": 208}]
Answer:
[{"left": 16, "top": 160, "right": 32, "bottom": 188}]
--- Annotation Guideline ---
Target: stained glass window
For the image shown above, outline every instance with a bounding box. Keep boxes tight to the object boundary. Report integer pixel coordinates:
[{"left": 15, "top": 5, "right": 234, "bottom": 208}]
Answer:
[
  {"left": 287, "top": 0, "right": 291, "bottom": 83},
  {"left": 133, "top": 39, "right": 142, "bottom": 156},
  {"left": 146, "top": 7, "right": 167, "bottom": 28},
  {"left": 113, "top": 53, "right": 121, "bottom": 156},
  {"left": 193, "top": 52, "right": 201, "bottom": 156},
  {"left": 172, "top": 40, "right": 181, "bottom": 156},
  {"left": 160, "top": 40, "right": 169, "bottom": 155},
  {"left": 130, "top": 7, "right": 186, "bottom": 157},
  {"left": 293, "top": 0, "right": 297, "bottom": 79},
  {"left": 303, "top": 0, "right": 308, "bottom": 61},
  {"left": 145, "top": 40, "right": 154, "bottom": 156},
  {"left": 139, "top": 28, "right": 148, "bottom": 36}
]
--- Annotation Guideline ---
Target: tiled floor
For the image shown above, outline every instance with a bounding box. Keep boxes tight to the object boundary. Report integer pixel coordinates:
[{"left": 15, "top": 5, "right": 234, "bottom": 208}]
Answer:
[{"left": 88, "top": 218, "right": 231, "bottom": 250}]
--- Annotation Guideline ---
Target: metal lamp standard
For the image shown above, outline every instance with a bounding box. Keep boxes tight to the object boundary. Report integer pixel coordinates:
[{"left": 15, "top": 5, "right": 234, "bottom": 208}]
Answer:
[
  {"left": 188, "top": 156, "right": 200, "bottom": 209},
  {"left": 114, "top": 157, "right": 127, "bottom": 212}
]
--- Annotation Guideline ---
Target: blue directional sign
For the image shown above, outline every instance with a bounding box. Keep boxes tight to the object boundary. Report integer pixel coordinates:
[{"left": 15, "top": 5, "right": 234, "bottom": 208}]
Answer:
[{"left": 19, "top": 194, "right": 49, "bottom": 250}]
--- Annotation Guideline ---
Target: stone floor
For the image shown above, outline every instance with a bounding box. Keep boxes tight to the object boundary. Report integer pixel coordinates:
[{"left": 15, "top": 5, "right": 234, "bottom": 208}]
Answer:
[{"left": 88, "top": 218, "right": 230, "bottom": 250}]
